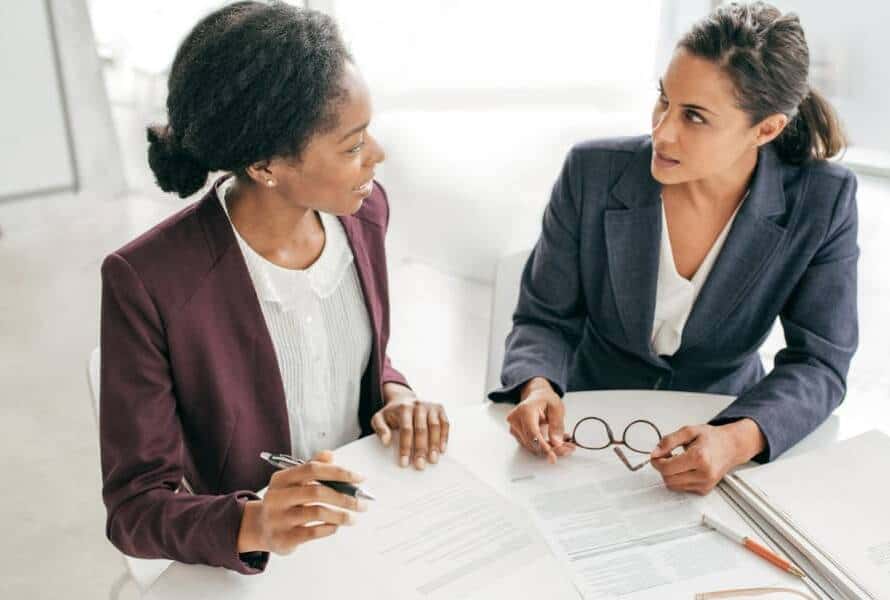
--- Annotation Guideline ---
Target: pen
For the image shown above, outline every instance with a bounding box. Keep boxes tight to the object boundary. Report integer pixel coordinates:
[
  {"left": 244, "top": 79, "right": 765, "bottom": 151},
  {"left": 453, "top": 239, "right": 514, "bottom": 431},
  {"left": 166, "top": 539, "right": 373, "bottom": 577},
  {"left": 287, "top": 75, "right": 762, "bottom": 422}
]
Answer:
[
  {"left": 259, "top": 452, "right": 376, "bottom": 500},
  {"left": 702, "top": 513, "right": 805, "bottom": 578}
]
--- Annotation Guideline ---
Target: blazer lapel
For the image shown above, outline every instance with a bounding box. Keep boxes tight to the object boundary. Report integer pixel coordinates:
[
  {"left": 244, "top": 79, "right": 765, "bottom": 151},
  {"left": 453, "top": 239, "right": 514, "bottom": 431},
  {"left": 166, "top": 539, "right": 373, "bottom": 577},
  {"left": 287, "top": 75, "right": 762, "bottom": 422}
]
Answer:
[
  {"left": 605, "top": 142, "right": 668, "bottom": 366},
  {"left": 196, "top": 176, "right": 291, "bottom": 454},
  {"left": 338, "top": 213, "right": 385, "bottom": 414},
  {"left": 679, "top": 145, "right": 787, "bottom": 352}
]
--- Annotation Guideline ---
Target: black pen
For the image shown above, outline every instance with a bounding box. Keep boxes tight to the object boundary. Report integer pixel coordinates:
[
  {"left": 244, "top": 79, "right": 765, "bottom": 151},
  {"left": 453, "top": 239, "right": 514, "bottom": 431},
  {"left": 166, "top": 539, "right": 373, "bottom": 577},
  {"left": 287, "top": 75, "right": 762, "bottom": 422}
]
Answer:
[{"left": 259, "top": 452, "right": 376, "bottom": 500}]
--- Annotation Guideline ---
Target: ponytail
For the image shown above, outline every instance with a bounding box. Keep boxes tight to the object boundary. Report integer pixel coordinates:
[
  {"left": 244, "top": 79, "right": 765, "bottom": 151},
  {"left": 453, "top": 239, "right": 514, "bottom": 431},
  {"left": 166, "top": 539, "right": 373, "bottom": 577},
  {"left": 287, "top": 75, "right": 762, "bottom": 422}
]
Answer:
[{"left": 773, "top": 89, "right": 846, "bottom": 165}]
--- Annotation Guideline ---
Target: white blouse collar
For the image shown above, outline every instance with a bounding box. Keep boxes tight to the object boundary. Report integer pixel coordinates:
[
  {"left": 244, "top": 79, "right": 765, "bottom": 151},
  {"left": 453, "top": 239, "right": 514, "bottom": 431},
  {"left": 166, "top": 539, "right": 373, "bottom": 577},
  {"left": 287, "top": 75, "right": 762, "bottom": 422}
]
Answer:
[{"left": 216, "top": 176, "right": 354, "bottom": 311}]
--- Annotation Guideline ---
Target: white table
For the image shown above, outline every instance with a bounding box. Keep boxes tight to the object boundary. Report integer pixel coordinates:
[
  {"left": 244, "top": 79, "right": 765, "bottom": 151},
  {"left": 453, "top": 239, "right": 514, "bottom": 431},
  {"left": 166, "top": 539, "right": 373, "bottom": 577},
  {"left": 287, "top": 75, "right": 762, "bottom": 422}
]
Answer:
[{"left": 144, "top": 390, "right": 883, "bottom": 600}]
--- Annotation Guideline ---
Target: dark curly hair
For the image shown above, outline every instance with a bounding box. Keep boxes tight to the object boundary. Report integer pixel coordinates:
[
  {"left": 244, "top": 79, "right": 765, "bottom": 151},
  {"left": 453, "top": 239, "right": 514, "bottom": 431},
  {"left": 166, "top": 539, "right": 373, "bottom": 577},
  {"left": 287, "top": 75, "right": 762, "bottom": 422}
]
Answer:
[
  {"left": 147, "top": 1, "right": 352, "bottom": 198},
  {"left": 679, "top": 1, "right": 845, "bottom": 165}
]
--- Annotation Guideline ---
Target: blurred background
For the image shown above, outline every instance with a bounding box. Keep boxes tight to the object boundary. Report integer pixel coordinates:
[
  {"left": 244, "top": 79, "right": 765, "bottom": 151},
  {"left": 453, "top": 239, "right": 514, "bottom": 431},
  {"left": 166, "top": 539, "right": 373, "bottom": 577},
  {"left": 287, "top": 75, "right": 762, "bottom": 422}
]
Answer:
[{"left": 2, "top": 1, "right": 888, "bottom": 598}]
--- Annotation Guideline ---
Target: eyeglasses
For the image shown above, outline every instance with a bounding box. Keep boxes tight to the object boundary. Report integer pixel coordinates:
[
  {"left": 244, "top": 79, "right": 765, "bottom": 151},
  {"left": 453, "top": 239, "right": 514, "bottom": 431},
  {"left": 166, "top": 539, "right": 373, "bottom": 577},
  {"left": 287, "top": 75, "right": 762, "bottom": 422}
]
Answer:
[{"left": 568, "top": 417, "right": 662, "bottom": 471}]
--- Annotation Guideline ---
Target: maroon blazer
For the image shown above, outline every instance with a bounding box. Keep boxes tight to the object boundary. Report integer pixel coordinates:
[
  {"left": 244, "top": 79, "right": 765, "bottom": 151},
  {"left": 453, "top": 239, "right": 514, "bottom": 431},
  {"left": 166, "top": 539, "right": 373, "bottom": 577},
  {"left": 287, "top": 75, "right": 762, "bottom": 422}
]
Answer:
[{"left": 99, "top": 177, "right": 408, "bottom": 574}]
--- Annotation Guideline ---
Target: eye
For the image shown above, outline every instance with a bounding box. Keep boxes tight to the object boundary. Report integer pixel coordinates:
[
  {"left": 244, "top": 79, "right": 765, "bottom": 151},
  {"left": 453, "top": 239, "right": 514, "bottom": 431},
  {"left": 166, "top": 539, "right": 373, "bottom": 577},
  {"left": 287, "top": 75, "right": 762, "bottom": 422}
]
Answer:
[
  {"left": 347, "top": 142, "right": 364, "bottom": 154},
  {"left": 685, "top": 110, "right": 706, "bottom": 125}
]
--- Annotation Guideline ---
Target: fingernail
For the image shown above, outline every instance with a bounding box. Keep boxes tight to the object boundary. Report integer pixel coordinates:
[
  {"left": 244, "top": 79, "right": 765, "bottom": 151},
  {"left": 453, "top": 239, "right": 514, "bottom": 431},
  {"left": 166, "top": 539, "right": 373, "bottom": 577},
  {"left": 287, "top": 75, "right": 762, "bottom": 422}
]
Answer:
[
  {"left": 345, "top": 513, "right": 356, "bottom": 526},
  {"left": 356, "top": 500, "right": 368, "bottom": 512},
  {"left": 441, "top": 443, "right": 447, "bottom": 453},
  {"left": 415, "top": 457, "right": 426, "bottom": 470},
  {"left": 400, "top": 455, "right": 409, "bottom": 468},
  {"left": 353, "top": 472, "right": 366, "bottom": 482},
  {"left": 429, "top": 450, "right": 439, "bottom": 463}
]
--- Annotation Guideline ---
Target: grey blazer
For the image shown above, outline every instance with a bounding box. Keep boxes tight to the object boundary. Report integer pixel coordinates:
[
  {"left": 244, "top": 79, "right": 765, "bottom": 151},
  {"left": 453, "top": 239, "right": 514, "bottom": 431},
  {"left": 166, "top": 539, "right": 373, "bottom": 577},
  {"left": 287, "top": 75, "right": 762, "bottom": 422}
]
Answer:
[{"left": 490, "top": 135, "right": 859, "bottom": 462}]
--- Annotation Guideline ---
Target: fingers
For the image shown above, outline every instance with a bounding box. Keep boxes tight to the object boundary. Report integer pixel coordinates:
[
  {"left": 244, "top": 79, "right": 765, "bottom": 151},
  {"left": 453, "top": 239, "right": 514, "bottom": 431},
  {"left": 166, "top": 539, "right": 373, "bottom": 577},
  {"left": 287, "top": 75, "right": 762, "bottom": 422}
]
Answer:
[
  {"left": 412, "top": 402, "right": 429, "bottom": 470},
  {"left": 270, "top": 460, "right": 364, "bottom": 488},
  {"left": 520, "top": 407, "right": 557, "bottom": 464},
  {"left": 428, "top": 408, "right": 441, "bottom": 464},
  {"left": 398, "top": 403, "right": 414, "bottom": 468},
  {"left": 289, "top": 503, "right": 356, "bottom": 528},
  {"left": 439, "top": 410, "right": 450, "bottom": 454},
  {"left": 651, "top": 444, "right": 701, "bottom": 477},
  {"left": 545, "top": 398, "right": 566, "bottom": 449},
  {"left": 651, "top": 425, "right": 700, "bottom": 459},
  {"left": 375, "top": 399, "right": 448, "bottom": 469},
  {"left": 371, "top": 410, "right": 392, "bottom": 447},
  {"left": 311, "top": 449, "right": 334, "bottom": 463},
  {"left": 661, "top": 471, "right": 710, "bottom": 495},
  {"left": 506, "top": 405, "right": 544, "bottom": 458},
  {"left": 289, "top": 482, "right": 368, "bottom": 513}
]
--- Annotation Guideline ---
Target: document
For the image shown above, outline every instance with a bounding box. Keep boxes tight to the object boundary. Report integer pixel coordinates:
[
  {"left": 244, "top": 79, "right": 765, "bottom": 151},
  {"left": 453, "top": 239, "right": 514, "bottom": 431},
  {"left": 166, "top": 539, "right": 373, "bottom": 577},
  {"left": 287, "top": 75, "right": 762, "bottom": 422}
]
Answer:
[
  {"left": 509, "top": 453, "right": 811, "bottom": 599},
  {"left": 333, "top": 442, "right": 545, "bottom": 600}
]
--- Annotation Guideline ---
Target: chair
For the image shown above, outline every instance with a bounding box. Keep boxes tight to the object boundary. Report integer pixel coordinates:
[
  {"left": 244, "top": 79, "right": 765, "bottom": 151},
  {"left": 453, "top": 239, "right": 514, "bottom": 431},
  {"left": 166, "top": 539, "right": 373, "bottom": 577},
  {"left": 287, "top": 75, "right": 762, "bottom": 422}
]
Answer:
[
  {"left": 485, "top": 249, "right": 532, "bottom": 395},
  {"left": 87, "top": 347, "right": 173, "bottom": 598}
]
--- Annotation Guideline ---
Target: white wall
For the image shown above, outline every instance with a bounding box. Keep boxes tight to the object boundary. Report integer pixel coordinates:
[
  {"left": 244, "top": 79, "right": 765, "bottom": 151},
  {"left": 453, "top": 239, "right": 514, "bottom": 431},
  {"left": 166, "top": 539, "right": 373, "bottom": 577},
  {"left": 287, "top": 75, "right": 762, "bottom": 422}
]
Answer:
[
  {"left": 0, "top": 0, "right": 125, "bottom": 202},
  {"left": 769, "top": 0, "right": 890, "bottom": 153},
  {"left": 0, "top": 2, "right": 75, "bottom": 200}
]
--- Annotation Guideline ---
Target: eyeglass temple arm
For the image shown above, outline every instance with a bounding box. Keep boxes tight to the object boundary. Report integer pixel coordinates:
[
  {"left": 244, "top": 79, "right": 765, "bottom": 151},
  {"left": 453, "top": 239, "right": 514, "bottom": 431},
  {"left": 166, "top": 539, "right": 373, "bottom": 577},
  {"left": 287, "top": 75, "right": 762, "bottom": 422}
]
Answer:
[{"left": 613, "top": 446, "right": 650, "bottom": 472}]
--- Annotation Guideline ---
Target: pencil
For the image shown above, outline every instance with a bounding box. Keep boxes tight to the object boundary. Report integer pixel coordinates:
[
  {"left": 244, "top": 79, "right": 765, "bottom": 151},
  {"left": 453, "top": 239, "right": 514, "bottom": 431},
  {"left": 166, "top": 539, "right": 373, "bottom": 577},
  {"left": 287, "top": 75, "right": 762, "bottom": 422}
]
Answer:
[{"left": 702, "top": 513, "right": 806, "bottom": 578}]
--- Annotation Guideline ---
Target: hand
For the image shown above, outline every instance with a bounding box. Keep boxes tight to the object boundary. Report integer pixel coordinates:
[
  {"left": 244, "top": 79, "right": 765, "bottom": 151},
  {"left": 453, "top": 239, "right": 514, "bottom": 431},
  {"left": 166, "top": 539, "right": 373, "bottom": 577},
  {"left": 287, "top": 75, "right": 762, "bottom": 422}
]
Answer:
[
  {"left": 371, "top": 383, "right": 449, "bottom": 470},
  {"left": 650, "top": 419, "right": 766, "bottom": 495},
  {"left": 505, "top": 377, "right": 575, "bottom": 464},
  {"left": 238, "top": 450, "right": 365, "bottom": 555}
]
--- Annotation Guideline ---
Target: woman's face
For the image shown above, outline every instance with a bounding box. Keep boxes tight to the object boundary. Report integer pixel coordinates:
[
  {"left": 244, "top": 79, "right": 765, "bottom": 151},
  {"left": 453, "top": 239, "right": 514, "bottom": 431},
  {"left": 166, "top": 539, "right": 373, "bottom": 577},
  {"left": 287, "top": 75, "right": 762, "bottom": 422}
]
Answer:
[
  {"left": 266, "top": 61, "right": 385, "bottom": 216},
  {"left": 650, "top": 48, "right": 766, "bottom": 186}
]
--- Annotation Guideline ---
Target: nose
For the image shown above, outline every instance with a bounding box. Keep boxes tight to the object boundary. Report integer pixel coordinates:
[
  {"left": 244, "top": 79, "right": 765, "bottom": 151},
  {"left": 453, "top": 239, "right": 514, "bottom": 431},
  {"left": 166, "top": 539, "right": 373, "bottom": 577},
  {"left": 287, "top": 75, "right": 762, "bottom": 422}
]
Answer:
[
  {"left": 365, "top": 132, "right": 385, "bottom": 165},
  {"left": 652, "top": 106, "right": 678, "bottom": 146}
]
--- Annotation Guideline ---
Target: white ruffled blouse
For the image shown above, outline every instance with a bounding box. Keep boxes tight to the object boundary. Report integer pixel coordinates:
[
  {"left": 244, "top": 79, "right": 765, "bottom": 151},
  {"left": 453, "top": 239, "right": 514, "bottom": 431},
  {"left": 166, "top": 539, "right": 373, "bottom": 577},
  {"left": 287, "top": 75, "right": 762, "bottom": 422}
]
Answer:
[{"left": 217, "top": 176, "right": 372, "bottom": 459}]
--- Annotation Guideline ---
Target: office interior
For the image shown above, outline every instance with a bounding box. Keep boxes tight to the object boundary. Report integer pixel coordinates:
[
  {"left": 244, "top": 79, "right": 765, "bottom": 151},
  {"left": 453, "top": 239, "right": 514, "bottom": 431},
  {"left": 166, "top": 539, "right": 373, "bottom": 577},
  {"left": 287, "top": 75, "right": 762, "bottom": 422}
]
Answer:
[{"left": 1, "top": 1, "right": 888, "bottom": 598}]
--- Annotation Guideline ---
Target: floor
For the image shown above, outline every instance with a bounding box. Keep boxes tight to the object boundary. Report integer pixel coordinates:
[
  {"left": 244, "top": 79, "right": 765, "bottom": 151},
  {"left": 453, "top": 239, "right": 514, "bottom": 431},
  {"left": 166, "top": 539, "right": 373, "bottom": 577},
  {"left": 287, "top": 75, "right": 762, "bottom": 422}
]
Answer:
[{"left": 2, "top": 101, "right": 889, "bottom": 598}]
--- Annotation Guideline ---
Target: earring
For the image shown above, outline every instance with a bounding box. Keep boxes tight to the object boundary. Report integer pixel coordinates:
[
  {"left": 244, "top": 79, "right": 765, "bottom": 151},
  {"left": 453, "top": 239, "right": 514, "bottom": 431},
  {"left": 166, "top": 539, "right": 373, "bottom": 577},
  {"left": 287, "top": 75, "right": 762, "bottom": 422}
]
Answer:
[{"left": 266, "top": 180, "right": 275, "bottom": 187}]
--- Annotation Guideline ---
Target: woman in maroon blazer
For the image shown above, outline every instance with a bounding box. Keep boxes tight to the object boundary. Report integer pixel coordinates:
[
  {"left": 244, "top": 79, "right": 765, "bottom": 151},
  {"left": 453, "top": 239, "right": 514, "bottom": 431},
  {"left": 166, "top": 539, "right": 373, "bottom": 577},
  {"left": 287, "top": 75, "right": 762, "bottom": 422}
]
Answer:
[{"left": 100, "top": 2, "right": 448, "bottom": 574}]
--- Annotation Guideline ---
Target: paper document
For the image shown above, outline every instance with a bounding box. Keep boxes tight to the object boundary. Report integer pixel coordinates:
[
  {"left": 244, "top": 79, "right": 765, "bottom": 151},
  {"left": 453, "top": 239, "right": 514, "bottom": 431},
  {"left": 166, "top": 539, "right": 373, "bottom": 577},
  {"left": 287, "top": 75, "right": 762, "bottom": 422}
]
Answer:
[
  {"left": 334, "top": 443, "right": 543, "bottom": 600},
  {"left": 736, "top": 430, "right": 890, "bottom": 599},
  {"left": 510, "top": 454, "right": 811, "bottom": 599}
]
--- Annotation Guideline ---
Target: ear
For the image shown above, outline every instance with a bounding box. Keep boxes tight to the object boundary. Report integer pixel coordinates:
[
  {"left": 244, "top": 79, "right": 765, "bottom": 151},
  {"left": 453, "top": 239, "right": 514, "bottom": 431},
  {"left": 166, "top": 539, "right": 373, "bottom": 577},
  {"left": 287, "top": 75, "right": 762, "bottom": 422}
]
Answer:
[
  {"left": 754, "top": 113, "right": 789, "bottom": 147},
  {"left": 244, "top": 159, "right": 275, "bottom": 187}
]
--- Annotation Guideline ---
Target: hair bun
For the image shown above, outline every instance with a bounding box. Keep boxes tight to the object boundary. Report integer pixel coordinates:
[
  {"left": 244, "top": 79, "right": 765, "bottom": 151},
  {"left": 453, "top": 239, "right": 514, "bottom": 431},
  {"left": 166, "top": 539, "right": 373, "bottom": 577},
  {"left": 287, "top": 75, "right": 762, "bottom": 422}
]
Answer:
[{"left": 146, "top": 124, "right": 210, "bottom": 198}]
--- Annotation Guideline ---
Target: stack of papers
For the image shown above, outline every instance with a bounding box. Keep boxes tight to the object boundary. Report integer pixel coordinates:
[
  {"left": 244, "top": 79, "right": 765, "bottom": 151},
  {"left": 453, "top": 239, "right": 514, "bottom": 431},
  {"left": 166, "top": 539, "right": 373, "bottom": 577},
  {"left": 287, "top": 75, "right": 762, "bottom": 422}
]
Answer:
[{"left": 722, "top": 430, "right": 890, "bottom": 600}]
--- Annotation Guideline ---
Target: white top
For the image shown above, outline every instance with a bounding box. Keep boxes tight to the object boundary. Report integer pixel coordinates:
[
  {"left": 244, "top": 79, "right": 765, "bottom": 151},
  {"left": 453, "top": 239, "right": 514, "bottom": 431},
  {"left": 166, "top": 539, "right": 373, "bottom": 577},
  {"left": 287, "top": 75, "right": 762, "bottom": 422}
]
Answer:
[
  {"left": 651, "top": 196, "right": 744, "bottom": 356},
  {"left": 217, "top": 177, "right": 372, "bottom": 460}
]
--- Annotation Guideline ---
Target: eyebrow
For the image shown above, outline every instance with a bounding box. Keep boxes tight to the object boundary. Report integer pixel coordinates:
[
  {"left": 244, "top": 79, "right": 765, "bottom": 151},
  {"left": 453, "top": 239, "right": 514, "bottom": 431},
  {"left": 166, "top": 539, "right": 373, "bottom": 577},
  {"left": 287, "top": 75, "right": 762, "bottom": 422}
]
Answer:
[
  {"left": 659, "top": 79, "right": 719, "bottom": 116},
  {"left": 338, "top": 121, "right": 369, "bottom": 143}
]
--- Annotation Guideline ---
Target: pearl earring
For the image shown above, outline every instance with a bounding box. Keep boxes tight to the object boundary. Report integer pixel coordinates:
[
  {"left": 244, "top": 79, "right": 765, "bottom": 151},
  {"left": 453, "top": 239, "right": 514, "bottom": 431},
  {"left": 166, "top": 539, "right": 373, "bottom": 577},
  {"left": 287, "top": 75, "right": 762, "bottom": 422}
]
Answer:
[{"left": 266, "top": 180, "right": 275, "bottom": 187}]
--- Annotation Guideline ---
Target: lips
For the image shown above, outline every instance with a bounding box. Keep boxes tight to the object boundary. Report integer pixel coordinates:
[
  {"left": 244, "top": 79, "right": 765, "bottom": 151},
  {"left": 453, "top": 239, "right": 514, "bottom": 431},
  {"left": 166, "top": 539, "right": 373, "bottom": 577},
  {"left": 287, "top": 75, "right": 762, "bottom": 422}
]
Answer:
[
  {"left": 653, "top": 149, "right": 681, "bottom": 168},
  {"left": 353, "top": 177, "right": 374, "bottom": 194}
]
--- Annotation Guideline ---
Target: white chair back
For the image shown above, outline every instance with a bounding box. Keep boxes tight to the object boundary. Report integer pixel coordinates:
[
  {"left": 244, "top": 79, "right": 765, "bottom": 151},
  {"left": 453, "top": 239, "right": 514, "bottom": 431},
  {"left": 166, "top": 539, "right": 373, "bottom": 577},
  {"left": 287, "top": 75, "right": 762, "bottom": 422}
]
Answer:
[
  {"left": 485, "top": 250, "right": 532, "bottom": 395},
  {"left": 87, "top": 347, "right": 172, "bottom": 593}
]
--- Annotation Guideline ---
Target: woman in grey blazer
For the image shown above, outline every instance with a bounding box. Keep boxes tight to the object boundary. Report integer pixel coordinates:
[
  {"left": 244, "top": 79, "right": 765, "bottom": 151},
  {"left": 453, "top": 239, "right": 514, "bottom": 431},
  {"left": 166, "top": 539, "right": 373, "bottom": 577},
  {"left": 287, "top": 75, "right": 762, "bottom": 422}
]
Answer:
[{"left": 491, "top": 2, "right": 858, "bottom": 495}]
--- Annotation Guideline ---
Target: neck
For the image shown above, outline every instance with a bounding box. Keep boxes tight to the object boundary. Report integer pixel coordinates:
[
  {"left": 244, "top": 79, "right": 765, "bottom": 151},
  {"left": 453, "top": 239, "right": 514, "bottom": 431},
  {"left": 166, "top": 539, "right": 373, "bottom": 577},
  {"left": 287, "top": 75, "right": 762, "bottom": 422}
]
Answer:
[
  {"left": 225, "top": 178, "right": 319, "bottom": 253},
  {"left": 670, "top": 147, "right": 759, "bottom": 212}
]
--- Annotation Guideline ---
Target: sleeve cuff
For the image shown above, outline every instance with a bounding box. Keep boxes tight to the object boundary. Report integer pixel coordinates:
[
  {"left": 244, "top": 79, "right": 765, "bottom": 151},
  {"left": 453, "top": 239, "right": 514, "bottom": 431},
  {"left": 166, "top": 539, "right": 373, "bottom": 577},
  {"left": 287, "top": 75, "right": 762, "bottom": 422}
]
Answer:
[
  {"left": 230, "top": 492, "right": 269, "bottom": 575},
  {"left": 488, "top": 377, "right": 565, "bottom": 404}
]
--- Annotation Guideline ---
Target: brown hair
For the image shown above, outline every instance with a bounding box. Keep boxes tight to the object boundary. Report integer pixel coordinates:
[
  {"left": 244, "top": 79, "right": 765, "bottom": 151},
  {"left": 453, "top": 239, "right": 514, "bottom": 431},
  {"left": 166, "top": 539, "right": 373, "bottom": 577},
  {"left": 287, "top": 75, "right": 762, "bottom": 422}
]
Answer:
[{"left": 679, "top": 1, "right": 845, "bottom": 164}]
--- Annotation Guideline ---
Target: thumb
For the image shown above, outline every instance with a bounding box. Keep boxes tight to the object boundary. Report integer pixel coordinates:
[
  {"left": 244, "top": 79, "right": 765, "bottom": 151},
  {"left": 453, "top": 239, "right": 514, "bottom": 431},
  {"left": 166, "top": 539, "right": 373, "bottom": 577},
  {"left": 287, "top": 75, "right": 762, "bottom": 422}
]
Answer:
[
  {"left": 651, "top": 426, "right": 697, "bottom": 459},
  {"left": 545, "top": 398, "right": 566, "bottom": 447},
  {"left": 312, "top": 449, "right": 334, "bottom": 463},
  {"left": 371, "top": 410, "right": 392, "bottom": 446}
]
